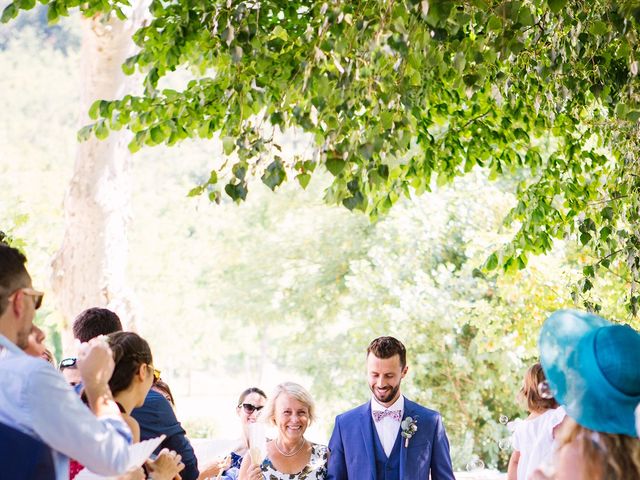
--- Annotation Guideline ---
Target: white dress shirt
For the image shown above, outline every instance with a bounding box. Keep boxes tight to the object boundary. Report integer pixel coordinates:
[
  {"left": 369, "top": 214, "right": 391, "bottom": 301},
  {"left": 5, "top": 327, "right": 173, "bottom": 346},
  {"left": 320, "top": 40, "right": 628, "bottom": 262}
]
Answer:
[
  {"left": 0, "top": 334, "right": 132, "bottom": 480},
  {"left": 371, "top": 394, "right": 404, "bottom": 456}
]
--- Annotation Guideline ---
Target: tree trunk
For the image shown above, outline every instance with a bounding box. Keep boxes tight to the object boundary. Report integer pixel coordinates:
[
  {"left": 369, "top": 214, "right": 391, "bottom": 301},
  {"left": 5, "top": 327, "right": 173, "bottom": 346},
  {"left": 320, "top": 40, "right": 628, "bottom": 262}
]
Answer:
[{"left": 51, "top": 6, "right": 147, "bottom": 341}]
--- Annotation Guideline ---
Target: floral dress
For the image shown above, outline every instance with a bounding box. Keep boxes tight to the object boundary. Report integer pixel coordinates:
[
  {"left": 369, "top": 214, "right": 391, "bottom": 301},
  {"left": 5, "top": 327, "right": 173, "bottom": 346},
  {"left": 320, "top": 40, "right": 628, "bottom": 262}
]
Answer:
[{"left": 260, "top": 443, "right": 328, "bottom": 480}]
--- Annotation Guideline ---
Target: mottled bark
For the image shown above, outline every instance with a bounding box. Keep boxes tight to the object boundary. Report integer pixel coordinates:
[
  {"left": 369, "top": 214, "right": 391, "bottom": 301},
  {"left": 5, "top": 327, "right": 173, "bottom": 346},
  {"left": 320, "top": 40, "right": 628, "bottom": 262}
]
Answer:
[{"left": 51, "top": 6, "right": 147, "bottom": 338}]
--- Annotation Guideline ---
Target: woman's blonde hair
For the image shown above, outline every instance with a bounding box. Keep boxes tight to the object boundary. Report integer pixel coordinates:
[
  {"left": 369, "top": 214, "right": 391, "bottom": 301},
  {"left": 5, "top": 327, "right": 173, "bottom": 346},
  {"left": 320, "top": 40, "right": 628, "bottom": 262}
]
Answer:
[
  {"left": 556, "top": 418, "right": 640, "bottom": 479},
  {"left": 260, "top": 382, "right": 316, "bottom": 426}
]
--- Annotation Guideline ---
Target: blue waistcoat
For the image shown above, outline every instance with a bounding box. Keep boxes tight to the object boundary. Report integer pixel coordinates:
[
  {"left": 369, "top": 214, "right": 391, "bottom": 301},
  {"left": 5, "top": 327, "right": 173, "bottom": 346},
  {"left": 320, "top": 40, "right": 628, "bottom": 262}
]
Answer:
[{"left": 371, "top": 416, "right": 402, "bottom": 480}]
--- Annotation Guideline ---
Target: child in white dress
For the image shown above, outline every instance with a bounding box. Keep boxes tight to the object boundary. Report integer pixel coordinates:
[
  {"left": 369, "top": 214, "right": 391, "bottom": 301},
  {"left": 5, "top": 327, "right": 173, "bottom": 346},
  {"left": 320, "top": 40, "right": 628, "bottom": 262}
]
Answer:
[{"left": 508, "top": 363, "right": 566, "bottom": 480}]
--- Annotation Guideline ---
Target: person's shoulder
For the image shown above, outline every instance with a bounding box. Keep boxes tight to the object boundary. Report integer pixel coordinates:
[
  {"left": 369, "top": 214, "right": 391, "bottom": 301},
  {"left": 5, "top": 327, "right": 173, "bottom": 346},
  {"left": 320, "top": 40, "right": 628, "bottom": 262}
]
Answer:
[
  {"left": 335, "top": 402, "right": 369, "bottom": 421},
  {"left": 404, "top": 398, "right": 442, "bottom": 420},
  {"left": 141, "top": 389, "right": 174, "bottom": 410}
]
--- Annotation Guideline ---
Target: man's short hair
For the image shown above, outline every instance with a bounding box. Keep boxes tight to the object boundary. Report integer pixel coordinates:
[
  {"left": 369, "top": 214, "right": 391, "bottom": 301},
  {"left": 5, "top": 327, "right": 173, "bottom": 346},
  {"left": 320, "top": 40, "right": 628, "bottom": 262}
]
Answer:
[
  {"left": 367, "top": 336, "right": 407, "bottom": 368},
  {"left": 0, "top": 243, "right": 29, "bottom": 316},
  {"left": 72, "top": 308, "right": 123, "bottom": 342}
]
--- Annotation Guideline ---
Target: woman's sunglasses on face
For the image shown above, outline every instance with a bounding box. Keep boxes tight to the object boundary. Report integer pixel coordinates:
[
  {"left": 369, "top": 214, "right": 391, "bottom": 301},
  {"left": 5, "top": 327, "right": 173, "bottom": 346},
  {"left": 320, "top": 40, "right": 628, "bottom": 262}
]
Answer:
[{"left": 239, "top": 403, "right": 264, "bottom": 414}]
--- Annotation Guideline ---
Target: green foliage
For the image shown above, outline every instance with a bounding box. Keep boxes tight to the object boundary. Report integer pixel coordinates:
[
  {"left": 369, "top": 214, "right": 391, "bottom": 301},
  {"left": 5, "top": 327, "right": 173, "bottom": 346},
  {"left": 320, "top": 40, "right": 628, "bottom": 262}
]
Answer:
[{"left": 5, "top": 0, "right": 640, "bottom": 310}]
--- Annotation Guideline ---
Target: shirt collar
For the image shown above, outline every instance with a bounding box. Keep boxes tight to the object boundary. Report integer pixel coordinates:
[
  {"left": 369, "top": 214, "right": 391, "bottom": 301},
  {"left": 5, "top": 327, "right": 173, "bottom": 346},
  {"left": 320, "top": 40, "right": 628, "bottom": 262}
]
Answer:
[{"left": 371, "top": 394, "right": 404, "bottom": 413}]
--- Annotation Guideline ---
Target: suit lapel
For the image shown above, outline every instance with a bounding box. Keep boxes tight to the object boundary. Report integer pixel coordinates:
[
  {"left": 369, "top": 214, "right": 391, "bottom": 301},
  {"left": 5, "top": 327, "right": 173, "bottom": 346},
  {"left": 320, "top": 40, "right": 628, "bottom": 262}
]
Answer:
[
  {"left": 400, "top": 397, "right": 415, "bottom": 480},
  {"left": 359, "top": 402, "right": 377, "bottom": 480}
]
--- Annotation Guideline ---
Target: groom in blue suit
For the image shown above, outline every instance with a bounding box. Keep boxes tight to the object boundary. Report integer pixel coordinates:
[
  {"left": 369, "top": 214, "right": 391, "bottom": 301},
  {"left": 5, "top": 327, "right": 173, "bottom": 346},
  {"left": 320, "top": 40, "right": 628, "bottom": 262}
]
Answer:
[{"left": 327, "top": 336, "right": 455, "bottom": 480}]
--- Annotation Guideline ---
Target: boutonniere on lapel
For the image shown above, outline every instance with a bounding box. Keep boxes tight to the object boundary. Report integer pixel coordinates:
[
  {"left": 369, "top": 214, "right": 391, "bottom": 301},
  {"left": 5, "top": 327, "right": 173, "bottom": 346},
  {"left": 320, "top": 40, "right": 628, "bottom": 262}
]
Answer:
[{"left": 400, "top": 416, "right": 418, "bottom": 447}]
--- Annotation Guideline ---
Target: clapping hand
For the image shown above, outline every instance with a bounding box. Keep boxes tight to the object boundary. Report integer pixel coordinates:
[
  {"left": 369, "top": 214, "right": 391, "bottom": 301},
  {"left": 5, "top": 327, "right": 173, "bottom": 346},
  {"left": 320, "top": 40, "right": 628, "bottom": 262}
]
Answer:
[
  {"left": 146, "top": 448, "right": 185, "bottom": 480},
  {"left": 76, "top": 335, "right": 115, "bottom": 388},
  {"left": 117, "top": 468, "right": 146, "bottom": 480}
]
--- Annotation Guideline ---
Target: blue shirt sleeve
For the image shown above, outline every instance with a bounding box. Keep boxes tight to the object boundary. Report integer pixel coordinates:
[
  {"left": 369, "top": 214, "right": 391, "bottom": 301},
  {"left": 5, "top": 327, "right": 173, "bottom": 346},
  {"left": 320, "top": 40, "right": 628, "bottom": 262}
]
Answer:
[
  {"left": 131, "top": 390, "right": 199, "bottom": 480},
  {"left": 0, "top": 348, "right": 132, "bottom": 478}
]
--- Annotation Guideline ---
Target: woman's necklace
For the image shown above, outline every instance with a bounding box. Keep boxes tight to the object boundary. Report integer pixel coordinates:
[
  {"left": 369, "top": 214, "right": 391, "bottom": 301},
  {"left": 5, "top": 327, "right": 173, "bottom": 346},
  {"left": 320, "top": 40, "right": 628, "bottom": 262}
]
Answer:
[{"left": 274, "top": 438, "right": 306, "bottom": 457}]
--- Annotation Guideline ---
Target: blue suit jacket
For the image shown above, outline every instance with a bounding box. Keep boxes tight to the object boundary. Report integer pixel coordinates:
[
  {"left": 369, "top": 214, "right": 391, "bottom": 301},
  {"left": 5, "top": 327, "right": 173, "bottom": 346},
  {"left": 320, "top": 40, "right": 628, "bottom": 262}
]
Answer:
[
  {"left": 131, "top": 390, "right": 199, "bottom": 480},
  {"left": 0, "top": 421, "right": 55, "bottom": 480},
  {"left": 327, "top": 397, "right": 455, "bottom": 480}
]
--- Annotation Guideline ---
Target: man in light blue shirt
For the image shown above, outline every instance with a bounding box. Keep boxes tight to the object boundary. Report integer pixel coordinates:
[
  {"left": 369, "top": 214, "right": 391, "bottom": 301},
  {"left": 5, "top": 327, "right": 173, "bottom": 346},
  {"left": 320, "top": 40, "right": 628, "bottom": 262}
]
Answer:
[{"left": 0, "top": 243, "right": 132, "bottom": 479}]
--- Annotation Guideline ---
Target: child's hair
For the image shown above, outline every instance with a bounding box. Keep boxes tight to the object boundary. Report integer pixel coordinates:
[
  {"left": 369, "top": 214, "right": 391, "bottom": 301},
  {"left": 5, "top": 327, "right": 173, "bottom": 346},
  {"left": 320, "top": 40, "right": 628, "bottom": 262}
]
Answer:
[
  {"left": 107, "top": 331, "right": 153, "bottom": 396},
  {"left": 518, "top": 362, "right": 559, "bottom": 412}
]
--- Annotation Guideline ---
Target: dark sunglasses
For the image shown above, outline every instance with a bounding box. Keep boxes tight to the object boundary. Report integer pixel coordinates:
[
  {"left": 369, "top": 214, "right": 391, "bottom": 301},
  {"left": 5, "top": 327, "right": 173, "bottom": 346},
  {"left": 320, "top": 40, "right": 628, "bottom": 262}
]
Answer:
[
  {"left": 239, "top": 403, "right": 264, "bottom": 414},
  {"left": 59, "top": 357, "right": 77, "bottom": 369},
  {"left": 8, "top": 287, "right": 44, "bottom": 310}
]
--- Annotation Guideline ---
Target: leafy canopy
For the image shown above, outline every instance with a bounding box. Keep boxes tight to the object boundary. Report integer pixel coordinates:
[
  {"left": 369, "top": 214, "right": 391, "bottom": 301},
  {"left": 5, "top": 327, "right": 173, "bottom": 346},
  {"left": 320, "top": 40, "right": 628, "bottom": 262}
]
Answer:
[{"left": 4, "top": 0, "right": 640, "bottom": 310}]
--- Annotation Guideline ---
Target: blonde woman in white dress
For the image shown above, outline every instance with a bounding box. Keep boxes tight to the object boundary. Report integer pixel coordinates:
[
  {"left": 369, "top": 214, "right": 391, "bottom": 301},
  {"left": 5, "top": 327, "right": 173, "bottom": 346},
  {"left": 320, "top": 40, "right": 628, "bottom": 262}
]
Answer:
[{"left": 238, "top": 382, "right": 328, "bottom": 480}]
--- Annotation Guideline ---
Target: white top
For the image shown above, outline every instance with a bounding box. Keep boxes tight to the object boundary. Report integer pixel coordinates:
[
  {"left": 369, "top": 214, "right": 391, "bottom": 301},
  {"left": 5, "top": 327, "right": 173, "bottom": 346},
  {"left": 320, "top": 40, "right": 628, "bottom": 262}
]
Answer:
[
  {"left": 511, "top": 407, "right": 566, "bottom": 480},
  {"left": 371, "top": 395, "right": 404, "bottom": 456},
  {"left": 0, "top": 334, "right": 132, "bottom": 480}
]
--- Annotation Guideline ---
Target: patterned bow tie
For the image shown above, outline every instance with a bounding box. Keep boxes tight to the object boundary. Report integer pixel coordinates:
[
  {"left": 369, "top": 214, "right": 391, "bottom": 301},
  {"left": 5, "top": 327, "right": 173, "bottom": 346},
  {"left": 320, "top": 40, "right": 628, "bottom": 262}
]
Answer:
[{"left": 373, "top": 409, "right": 402, "bottom": 422}]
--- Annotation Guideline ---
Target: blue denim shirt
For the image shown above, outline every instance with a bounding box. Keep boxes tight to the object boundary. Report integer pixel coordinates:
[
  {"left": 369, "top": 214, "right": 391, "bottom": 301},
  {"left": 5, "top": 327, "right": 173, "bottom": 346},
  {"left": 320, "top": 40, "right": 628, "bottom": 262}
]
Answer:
[{"left": 0, "top": 334, "right": 132, "bottom": 480}]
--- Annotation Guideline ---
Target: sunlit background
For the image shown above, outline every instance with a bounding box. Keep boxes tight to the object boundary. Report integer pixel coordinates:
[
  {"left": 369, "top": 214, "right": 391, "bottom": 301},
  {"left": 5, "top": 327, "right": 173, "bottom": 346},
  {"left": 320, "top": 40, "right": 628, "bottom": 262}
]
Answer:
[{"left": 2, "top": 9, "right": 638, "bottom": 475}]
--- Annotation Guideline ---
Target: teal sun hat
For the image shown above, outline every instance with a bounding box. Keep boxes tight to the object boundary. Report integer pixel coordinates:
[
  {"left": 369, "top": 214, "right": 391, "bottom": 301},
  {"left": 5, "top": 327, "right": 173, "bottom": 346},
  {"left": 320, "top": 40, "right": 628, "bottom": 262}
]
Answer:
[{"left": 539, "top": 309, "right": 640, "bottom": 437}]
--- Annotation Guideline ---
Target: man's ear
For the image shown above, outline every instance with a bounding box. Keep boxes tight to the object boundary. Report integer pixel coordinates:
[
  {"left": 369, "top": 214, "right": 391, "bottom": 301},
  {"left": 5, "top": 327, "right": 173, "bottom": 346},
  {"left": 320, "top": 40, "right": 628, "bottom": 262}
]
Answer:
[
  {"left": 401, "top": 365, "right": 409, "bottom": 378},
  {"left": 11, "top": 290, "right": 26, "bottom": 318}
]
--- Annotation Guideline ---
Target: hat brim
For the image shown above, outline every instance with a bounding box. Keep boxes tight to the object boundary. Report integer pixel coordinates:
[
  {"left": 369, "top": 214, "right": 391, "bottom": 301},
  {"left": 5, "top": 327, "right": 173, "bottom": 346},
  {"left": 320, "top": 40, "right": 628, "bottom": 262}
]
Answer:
[{"left": 539, "top": 309, "right": 640, "bottom": 437}]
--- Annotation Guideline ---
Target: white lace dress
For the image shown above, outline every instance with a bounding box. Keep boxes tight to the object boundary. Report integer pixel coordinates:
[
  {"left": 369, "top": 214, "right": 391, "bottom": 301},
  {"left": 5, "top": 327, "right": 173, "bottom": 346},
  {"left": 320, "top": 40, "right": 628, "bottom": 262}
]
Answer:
[{"left": 259, "top": 443, "right": 328, "bottom": 480}]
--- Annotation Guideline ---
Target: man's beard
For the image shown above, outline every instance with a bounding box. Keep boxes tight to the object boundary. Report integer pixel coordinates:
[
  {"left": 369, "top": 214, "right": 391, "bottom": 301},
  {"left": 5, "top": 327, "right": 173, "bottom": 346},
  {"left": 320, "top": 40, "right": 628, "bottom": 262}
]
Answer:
[{"left": 371, "top": 383, "right": 401, "bottom": 404}]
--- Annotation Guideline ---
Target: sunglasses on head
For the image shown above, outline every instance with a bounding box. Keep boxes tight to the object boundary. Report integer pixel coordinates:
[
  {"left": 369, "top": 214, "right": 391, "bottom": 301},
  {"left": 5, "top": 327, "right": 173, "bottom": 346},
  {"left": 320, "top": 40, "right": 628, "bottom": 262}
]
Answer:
[
  {"left": 239, "top": 403, "right": 264, "bottom": 414},
  {"left": 59, "top": 357, "right": 77, "bottom": 369}
]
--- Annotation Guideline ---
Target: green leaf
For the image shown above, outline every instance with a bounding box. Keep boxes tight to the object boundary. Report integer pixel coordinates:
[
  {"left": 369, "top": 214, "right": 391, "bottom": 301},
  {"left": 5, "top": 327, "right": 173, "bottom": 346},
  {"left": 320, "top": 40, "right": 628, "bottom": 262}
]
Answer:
[
  {"left": 187, "top": 185, "right": 204, "bottom": 197},
  {"left": 485, "top": 253, "right": 498, "bottom": 271},
  {"left": 296, "top": 173, "right": 311, "bottom": 189},
  {"left": 77, "top": 125, "right": 93, "bottom": 142},
  {"left": 88, "top": 100, "right": 101, "bottom": 120},
  {"left": 1, "top": 3, "right": 18, "bottom": 23},
  {"left": 224, "top": 182, "right": 248, "bottom": 202},
  {"left": 150, "top": 126, "right": 164, "bottom": 144},
  {"left": 222, "top": 136, "right": 236, "bottom": 155},
  {"left": 547, "top": 0, "right": 567, "bottom": 14},
  {"left": 261, "top": 159, "right": 287, "bottom": 191},
  {"left": 326, "top": 157, "right": 346, "bottom": 176},
  {"left": 580, "top": 232, "right": 592, "bottom": 245},
  {"left": 589, "top": 20, "right": 608, "bottom": 36},
  {"left": 46, "top": 2, "right": 58, "bottom": 23},
  {"left": 94, "top": 121, "right": 109, "bottom": 140}
]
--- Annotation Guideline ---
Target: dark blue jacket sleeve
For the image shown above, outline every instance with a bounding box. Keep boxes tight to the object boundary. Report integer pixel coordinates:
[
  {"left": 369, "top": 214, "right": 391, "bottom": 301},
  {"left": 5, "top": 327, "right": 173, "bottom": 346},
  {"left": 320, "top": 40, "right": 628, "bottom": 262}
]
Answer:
[{"left": 131, "top": 390, "right": 199, "bottom": 480}]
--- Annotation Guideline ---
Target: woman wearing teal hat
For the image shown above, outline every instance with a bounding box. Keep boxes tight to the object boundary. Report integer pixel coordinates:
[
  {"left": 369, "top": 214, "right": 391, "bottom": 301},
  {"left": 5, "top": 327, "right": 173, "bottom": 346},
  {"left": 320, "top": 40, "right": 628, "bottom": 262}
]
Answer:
[{"left": 530, "top": 309, "right": 640, "bottom": 479}]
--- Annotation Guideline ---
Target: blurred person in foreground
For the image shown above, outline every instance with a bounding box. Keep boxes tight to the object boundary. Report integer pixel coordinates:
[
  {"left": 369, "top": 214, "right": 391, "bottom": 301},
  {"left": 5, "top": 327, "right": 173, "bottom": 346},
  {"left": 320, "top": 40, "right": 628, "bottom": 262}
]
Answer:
[
  {"left": 530, "top": 309, "right": 640, "bottom": 480},
  {"left": 238, "top": 382, "right": 328, "bottom": 480},
  {"left": 198, "top": 387, "right": 267, "bottom": 480},
  {"left": 0, "top": 242, "right": 132, "bottom": 479},
  {"left": 327, "top": 336, "right": 455, "bottom": 480},
  {"left": 73, "top": 307, "right": 199, "bottom": 479}
]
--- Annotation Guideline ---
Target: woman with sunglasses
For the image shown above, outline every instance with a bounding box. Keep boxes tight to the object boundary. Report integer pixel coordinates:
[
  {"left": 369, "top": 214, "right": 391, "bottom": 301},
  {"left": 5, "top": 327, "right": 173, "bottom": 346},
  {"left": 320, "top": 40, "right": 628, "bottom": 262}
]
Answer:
[{"left": 198, "top": 387, "right": 267, "bottom": 480}]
